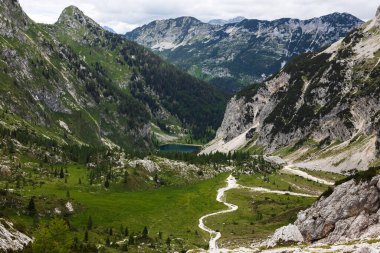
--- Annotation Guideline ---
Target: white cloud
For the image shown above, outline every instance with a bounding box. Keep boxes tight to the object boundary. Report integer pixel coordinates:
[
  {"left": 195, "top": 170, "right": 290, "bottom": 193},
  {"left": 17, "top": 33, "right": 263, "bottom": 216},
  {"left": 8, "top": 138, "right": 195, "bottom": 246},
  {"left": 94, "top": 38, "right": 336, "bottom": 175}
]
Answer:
[{"left": 19, "top": 0, "right": 379, "bottom": 34}]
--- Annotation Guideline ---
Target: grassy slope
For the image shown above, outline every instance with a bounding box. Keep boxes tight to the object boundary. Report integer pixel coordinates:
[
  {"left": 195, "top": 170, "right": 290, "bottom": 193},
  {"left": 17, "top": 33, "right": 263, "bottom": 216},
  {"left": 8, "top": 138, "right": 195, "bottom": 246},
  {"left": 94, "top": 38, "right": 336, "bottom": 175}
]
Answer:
[
  {"left": 0, "top": 158, "right": 349, "bottom": 252},
  {"left": 6, "top": 164, "right": 227, "bottom": 250},
  {"left": 237, "top": 172, "right": 330, "bottom": 195},
  {"left": 206, "top": 190, "right": 315, "bottom": 248},
  {"left": 203, "top": 170, "right": 344, "bottom": 248}
]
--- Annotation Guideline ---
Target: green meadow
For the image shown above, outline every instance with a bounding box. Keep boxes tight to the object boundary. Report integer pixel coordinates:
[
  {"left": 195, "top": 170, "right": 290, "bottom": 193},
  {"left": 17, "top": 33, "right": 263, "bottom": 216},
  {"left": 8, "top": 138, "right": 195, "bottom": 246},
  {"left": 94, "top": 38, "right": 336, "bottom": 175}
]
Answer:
[{"left": 1, "top": 163, "right": 344, "bottom": 252}]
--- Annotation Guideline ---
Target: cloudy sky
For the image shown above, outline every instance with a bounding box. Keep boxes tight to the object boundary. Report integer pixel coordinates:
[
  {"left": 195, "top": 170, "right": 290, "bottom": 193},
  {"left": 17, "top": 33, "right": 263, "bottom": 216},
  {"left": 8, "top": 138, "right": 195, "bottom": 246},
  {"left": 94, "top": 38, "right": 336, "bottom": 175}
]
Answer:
[{"left": 19, "top": 0, "right": 379, "bottom": 34}]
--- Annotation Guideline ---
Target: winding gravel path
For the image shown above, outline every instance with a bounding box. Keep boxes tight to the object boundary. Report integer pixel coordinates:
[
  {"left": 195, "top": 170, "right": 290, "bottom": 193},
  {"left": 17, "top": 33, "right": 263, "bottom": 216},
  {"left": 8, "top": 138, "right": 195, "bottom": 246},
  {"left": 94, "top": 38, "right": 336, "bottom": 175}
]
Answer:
[
  {"left": 198, "top": 175, "right": 317, "bottom": 252},
  {"left": 281, "top": 165, "right": 334, "bottom": 185},
  {"left": 198, "top": 175, "right": 239, "bottom": 253}
]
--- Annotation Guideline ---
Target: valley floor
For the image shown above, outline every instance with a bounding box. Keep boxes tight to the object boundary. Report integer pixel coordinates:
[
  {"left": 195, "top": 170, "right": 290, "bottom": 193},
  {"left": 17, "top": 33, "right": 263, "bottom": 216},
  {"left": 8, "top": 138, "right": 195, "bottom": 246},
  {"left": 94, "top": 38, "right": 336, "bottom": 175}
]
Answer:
[
  {"left": 0, "top": 155, "right": 355, "bottom": 253},
  {"left": 188, "top": 167, "right": 342, "bottom": 252}
]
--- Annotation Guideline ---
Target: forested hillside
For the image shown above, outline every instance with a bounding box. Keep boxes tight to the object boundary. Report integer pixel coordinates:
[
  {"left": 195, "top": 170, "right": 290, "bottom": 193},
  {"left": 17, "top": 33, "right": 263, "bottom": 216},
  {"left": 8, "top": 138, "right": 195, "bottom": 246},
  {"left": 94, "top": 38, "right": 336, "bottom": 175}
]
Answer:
[{"left": 0, "top": 2, "right": 227, "bottom": 164}]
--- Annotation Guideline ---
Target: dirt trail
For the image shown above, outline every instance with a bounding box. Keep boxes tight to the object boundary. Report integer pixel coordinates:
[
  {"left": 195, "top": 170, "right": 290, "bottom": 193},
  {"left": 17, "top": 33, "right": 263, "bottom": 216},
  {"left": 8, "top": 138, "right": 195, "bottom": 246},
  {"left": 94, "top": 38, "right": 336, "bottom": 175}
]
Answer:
[
  {"left": 197, "top": 175, "right": 316, "bottom": 252},
  {"left": 281, "top": 165, "right": 334, "bottom": 185},
  {"left": 198, "top": 175, "right": 239, "bottom": 253}
]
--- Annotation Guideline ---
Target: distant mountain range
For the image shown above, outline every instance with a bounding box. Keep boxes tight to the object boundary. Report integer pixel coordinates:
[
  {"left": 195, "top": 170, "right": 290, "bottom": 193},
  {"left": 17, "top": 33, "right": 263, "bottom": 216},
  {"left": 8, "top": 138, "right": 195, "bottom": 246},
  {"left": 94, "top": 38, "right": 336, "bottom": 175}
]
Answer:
[
  {"left": 126, "top": 13, "right": 363, "bottom": 93},
  {"left": 202, "top": 6, "right": 380, "bottom": 173},
  {"left": 103, "top": 25, "right": 116, "bottom": 33},
  {"left": 208, "top": 16, "right": 246, "bottom": 26}
]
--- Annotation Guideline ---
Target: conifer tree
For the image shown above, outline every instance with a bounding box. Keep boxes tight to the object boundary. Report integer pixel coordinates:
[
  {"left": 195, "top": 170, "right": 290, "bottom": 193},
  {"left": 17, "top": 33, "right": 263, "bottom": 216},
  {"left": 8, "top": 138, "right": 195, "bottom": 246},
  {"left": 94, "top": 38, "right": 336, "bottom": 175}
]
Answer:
[
  {"left": 104, "top": 179, "right": 110, "bottom": 188},
  {"left": 87, "top": 216, "right": 93, "bottom": 230},
  {"left": 123, "top": 170, "right": 129, "bottom": 184},
  {"left": 60, "top": 168, "right": 64, "bottom": 178},
  {"left": 84, "top": 230, "right": 89, "bottom": 242},
  {"left": 27, "top": 196, "right": 36, "bottom": 216},
  {"left": 128, "top": 233, "right": 134, "bottom": 245},
  {"left": 142, "top": 226, "right": 148, "bottom": 239},
  {"left": 124, "top": 227, "right": 129, "bottom": 237}
]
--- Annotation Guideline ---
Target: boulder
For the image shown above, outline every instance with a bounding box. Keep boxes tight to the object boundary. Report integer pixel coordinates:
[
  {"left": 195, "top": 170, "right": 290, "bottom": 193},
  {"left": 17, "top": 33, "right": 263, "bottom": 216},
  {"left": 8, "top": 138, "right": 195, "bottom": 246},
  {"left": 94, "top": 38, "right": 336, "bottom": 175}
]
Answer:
[
  {"left": 266, "top": 224, "right": 304, "bottom": 248},
  {"left": 0, "top": 219, "right": 32, "bottom": 251}
]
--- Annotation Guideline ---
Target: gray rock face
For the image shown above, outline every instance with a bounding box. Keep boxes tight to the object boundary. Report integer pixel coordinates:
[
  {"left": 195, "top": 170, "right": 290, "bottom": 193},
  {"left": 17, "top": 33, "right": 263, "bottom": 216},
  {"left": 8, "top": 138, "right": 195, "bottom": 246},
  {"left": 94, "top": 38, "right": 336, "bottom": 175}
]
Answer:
[
  {"left": 103, "top": 26, "right": 116, "bottom": 33},
  {"left": 266, "top": 224, "right": 304, "bottom": 247},
  {"left": 295, "top": 176, "right": 380, "bottom": 244},
  {"left": 207, "top": 7, "right": 380, "bottom": 153},
  {"left": 0, "top": 219, "right": 32, "bottom": 251},
  {"left": 57, "top": 5, "right": 101, "bottom": 30},
  {"left": 0, "top": 0, "right": 31, "bottom": 38},
  {"left": 216, "top": 72, "right": 290, "bottom": 143},
  {"left": 216, "top": 96, "right": 251, "bottom": 141},
  {"left": 208, "top": 16, "right": 246, "bottom": 26},
  {"left": 126, "top": 14, "right": 362, "bottom": 92},
  {"left": 126, "top": 17, "right": 213, "bottom": 51}
]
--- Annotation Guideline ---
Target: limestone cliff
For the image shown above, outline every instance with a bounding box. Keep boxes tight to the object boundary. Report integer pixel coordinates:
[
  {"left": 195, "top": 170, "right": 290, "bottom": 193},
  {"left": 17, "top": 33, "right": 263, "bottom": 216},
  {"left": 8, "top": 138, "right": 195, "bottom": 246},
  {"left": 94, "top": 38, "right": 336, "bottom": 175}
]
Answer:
[
  {"left": 266, "top": 172, "right": 380, "bottom": 248},
  {"left": 203, "top": 5, "right": 380, "bottom": 169}
]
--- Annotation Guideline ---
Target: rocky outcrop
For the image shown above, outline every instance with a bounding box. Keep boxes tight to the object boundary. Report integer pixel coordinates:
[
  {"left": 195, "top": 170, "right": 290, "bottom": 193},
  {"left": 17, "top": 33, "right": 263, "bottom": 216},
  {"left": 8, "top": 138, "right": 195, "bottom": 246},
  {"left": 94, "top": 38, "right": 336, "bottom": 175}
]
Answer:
[
  {"left": 0, "top": 0, "right": 31, "bottom": 38},
  {"left": 216, "top": 73, "right": 290, "bottom": 143},
  {"left": 371, "top": 5, "right": 380, "bottom": 28},
  {"left": 0, "top": 219, "right": 32, "bottom": 251},
  {"left": 57, "top": 5, "right": 101, "bottom": 30},
  {"left": 215, "top": 96, "right": 252, "bottom": 142},
  {"left": 203, "top": 5, "right": 380, "bottom": 158},
  {"left": 295, "top": 176, "right": 380, "bottom": 244},
  {"left": 126, "top": 17, "right": 214, "bottom": 51},
  {"left": 266, "top": 175, "right": 380, "bottom": 248},
  {"left": 128, "top": 159, "right": 160, "bottom": 173},
  {"left": 265, "top": 224, "right": 304, "bottom": 247}
]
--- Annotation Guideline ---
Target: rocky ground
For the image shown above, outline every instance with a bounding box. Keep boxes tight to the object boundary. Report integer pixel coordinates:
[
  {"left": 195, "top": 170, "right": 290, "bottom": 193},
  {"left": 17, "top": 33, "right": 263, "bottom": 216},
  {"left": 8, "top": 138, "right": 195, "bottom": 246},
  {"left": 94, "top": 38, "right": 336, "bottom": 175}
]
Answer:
[
  {"left": 0, "top": 219, "right": 32, "bottom": 251},
  {"left": 201, "top": 6, "right": 380, "bottom": 176},
  {"left": 259, "top": 174, "right": 380, "bottom": 252}
]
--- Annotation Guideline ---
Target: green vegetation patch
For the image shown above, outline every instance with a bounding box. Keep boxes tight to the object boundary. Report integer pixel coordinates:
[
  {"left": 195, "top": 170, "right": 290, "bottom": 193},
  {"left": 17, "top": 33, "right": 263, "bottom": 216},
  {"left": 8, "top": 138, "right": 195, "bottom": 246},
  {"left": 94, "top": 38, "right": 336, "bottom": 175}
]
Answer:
[
  {"left": 3, "top": 163, "right": 229, "bottom": 251},
  {"left": 206, "top": 189, "right": 315, "bottom": 248}
]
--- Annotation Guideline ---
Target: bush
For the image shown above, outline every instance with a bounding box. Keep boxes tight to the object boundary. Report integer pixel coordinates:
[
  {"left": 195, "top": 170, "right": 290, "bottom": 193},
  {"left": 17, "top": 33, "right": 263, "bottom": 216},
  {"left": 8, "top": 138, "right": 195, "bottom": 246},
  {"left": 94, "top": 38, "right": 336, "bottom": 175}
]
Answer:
[{"left": 32, "top": 218, "right": 73, "bottom": 253}]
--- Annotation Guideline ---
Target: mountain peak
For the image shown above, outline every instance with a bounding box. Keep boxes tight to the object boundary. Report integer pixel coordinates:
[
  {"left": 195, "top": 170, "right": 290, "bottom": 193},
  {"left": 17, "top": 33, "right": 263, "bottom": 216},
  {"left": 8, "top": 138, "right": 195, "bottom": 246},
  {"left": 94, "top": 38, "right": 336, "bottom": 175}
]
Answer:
[
  {"left": 59, "top": 5, "right": 84, "bottom": 19},
  {"left": 0, "top": 0, "right": 31, "bottom": 29},
  {"left": 57, "top": 5, "right": 100, "bottom": 29},
  {"left": 172, "top": 16, "right": 203, "bottom": 25},
  {"left": 364, "top": 5, "right": 380, "bottom": 31},
  {"left": 208, "top": 16, "right": 246, "bottom": 26},
  {"left": 103, "top": 26, "right": 116, "bottom": 33},
  {"left": 376, "top": 5, "right": 380, "bottom": 19},
  {"left": 374, "top": 5, "right": 380, "bottom": 27}
]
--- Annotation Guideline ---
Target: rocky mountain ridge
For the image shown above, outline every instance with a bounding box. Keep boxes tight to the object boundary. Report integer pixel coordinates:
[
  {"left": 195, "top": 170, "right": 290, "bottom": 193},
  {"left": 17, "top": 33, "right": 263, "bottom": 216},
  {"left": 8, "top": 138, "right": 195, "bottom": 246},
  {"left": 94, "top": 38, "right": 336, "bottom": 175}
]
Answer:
[
  {"left": 208, "top": 16, "right": 246, "bottom": 26},
  {"left": 0, "top": 1, "right": 227, "bottom": 160},
  {"left": 126, "top": 13, "right": 363, "bottom": 92},
  {"left": 103, "top": 26, "right": 116, "bottom": 33},
  {"left": 202, "top": 5, "right": 380, "bottom": 173}
]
